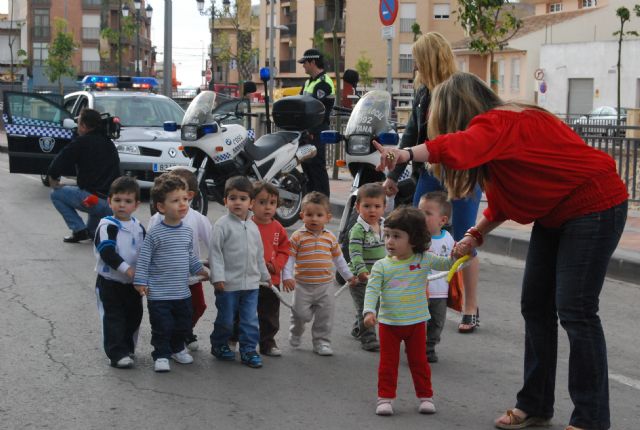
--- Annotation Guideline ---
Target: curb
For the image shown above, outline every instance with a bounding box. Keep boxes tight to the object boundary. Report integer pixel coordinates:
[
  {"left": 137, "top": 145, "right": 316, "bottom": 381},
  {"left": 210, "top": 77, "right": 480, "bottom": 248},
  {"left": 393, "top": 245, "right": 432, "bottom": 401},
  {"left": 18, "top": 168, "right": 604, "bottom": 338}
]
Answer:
[{"left": 330, "top": 199, "right": 640, "bottom": 285}]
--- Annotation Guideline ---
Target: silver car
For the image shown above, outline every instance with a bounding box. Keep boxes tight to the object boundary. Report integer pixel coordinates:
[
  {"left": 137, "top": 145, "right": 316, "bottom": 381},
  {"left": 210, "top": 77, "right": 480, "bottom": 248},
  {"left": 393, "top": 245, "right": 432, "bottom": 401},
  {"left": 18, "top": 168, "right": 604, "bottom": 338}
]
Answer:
[{"left": 574, "top": 106, "right": 627, "bottom": 137}]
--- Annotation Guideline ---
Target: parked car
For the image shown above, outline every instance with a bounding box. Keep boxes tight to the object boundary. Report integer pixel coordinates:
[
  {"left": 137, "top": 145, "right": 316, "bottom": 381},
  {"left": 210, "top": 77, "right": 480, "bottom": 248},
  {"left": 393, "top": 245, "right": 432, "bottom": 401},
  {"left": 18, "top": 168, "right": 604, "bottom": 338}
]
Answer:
[
  {"left": 574, "top": 106, "right": 628, "bottom": 136},
  {"left": 3, "top": 75, "right": 189, "bottom": 188}
]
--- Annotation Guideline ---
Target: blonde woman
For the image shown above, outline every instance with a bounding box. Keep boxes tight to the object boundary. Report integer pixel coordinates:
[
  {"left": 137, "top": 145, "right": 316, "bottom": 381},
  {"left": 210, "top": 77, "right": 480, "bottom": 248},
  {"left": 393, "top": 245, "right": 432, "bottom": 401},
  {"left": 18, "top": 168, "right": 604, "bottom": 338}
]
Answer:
[
  {"left": 382, "top": 32, "right": 482, "bottom": 339},
  {"left": 376, "top": 72, "right": 627, "bottom": 430}
]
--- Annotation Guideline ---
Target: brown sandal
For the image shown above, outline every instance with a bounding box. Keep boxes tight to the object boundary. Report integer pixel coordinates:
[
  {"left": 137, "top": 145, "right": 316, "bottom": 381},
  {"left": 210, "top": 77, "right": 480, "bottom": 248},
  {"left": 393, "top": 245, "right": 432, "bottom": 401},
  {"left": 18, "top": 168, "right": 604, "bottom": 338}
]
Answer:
[{"left": 495, "top": 409, "right": 551, "bottom": 429}]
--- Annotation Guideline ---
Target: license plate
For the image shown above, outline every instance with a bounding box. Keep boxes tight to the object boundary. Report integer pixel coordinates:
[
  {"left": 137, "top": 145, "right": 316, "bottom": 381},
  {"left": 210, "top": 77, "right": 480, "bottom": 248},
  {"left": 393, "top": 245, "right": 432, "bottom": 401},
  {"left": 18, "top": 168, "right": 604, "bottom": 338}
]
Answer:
[{"left": 153, "top": 163, "right": 177, "bottom": 172}]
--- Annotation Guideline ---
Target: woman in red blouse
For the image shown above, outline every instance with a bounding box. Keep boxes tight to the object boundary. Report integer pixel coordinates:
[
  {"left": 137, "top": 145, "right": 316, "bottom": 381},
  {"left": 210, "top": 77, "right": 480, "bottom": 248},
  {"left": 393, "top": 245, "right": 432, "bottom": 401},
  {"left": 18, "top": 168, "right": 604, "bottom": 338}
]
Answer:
[{"left": 376, "top": 72, "right": 627, "bottom": 430}]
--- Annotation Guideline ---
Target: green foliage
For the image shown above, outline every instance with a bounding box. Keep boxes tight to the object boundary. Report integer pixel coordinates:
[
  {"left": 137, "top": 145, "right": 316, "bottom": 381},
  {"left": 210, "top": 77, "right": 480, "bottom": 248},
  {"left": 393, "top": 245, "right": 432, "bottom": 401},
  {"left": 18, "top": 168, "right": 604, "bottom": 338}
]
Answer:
[
  {"left": 45, "top": 18, "right": 78, "bottom": 94},
  {"left": 455, "top": 0, "right": 522, "bottom": 90},
  {"left": 355, "top": 52, "right": 373, "bottom": 90},
  {"left": 213, "top": 4, "right": 259, "bottom": 83},
  {"left": 312, "top": 29, "right": 334, "bottom": 68},
  {"left": 411, "top": 22, "right": 422, "bottom": 42},
  {"left": 613, "top": 6, "right": 640, "bottom": 124}
]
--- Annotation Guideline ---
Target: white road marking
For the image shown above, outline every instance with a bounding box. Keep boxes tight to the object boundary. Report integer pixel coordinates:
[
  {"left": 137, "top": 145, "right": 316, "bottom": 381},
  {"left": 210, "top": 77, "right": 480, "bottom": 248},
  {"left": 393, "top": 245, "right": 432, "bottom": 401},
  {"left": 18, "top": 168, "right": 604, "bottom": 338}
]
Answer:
[{"left": 609, "top": 372, "right": 640, "bottom": 390}]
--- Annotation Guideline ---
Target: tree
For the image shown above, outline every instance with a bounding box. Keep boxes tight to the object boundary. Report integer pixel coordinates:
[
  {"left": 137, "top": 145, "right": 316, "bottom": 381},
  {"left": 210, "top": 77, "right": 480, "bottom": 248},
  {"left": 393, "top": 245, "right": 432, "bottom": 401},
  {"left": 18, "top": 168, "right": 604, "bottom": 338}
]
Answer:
[
  {"left": 6, "top": 1, "right": 28, "bottom": 84},
  {"left": 100, "top": 0, "right": 136, "bottom": 75},
  {"left": 312, "top": 29, "right": 334, "bottom": 69},
  {"left": 214, "top": 0, "right": 258, "bottom": 85},
  {"left": 355, "top": 52, "right": 373, "bottom": 90},
  {"left": 411, "top": 22, "right": 422, "bottom": 42},
  {"left": 613, "top": 6, "right": 640, "bottom": 125},
  {"left": 455, "top": 0, "right": 522, "bottom": 92},
  {"left": 45, "top": 18, "right": 78, "bottom": 94}
]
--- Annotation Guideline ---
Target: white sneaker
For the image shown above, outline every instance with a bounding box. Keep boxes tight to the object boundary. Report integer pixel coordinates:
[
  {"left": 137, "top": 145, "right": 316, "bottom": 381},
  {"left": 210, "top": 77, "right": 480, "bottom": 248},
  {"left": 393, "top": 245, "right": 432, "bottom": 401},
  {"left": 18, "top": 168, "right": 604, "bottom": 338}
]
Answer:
[
  {"left": 186, "top": 339, "right": 199, "bottom": 351},
  {"left": 418, "top": 397, "right": 436, "bottom": 414},
  {"left": 264, "top": 346, "right": 282, "bottom": 357},
  {"left": 154, "top": 358, "right": 170, "bottom": 372},
  {"left": 115, "top": 356, "right": 134, "bottom": 368},
  {"left": 228, "top": 340, "right": 238, "bottom": 351},
  {"left": 171, "top": 348, "right": 194, "bottom": 364},
  {"left": 376, "top": 398, "right": 394, "bottom": 416},
  {"left": 313, "top": 344, "right": 333, "bottom": 356},
  {"left": 289, "top": 334, "right": 301, "bottom": 348}
]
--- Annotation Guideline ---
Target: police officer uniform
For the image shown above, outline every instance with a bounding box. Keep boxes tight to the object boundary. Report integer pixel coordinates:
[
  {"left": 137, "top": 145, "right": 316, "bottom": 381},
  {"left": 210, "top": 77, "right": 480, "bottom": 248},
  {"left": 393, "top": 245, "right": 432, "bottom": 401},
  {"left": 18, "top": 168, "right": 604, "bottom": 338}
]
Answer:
[{"left": 298, "top": 49, "right": 334, "bottom": 197}]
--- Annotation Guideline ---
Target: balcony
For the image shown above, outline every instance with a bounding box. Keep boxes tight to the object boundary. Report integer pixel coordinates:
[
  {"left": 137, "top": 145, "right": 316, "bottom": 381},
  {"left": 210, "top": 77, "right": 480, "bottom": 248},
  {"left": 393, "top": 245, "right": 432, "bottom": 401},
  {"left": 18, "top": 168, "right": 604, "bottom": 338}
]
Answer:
[
  {"left": 399, "top": 57, "right": 413, "bottom": 73},
  {"left": 279, "top": 59, "right": 296, "bottom": 73},
  {"left": 82, "top": 0, "right": 102, "bottom": 7},
  {"left": 314, "top": 18, "right": 345, "bottom": 33},
  {"left": 82, "top": 27, "right": 100, "bottom": 41},
  {"left": 32, "top": 26, "right": 51, "bottom": 40},
  {"left": 32, "top": 0, "right": 50, "bottom": 4},
  {"left": 82, "top": 61, "right": 101, "bottom": 73}
]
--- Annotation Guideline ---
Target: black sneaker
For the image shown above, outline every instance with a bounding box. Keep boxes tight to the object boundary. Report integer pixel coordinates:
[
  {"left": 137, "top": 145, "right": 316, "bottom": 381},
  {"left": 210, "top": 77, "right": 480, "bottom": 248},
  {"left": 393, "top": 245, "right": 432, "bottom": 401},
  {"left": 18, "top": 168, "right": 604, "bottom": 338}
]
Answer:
[
  {"left": 211, "top": 344, "right": 235, "bottom": 361},
  {"left": 427, "top": 350, "right": 439, "bottom": 363},
  {"left": 63, "top": 229, "right": 90, "bottom": 243}
]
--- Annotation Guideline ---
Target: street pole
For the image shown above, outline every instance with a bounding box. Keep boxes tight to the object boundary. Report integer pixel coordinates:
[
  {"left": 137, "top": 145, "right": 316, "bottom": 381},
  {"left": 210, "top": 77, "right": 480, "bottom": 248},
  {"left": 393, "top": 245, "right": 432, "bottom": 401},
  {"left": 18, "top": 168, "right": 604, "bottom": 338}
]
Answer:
[
  {"left": 268, "top": 0, "right": 275, "bottom": 103},
  {"left": 136, "top": 13, "right": 141, "bottom": 76},
  {"left": 210, "top": 1, "right": 215, "bottom": 91},
  {"left": 163, "top": 0, "right": 172, "bottom": 96}
]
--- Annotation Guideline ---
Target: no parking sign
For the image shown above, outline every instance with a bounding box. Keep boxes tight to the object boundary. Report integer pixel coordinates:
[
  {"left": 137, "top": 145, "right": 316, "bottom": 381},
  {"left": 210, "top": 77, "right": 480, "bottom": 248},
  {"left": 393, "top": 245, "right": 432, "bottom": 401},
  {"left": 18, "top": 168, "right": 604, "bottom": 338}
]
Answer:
[{"left": 379, "top": 0, "right": 398, "bottom": 26}]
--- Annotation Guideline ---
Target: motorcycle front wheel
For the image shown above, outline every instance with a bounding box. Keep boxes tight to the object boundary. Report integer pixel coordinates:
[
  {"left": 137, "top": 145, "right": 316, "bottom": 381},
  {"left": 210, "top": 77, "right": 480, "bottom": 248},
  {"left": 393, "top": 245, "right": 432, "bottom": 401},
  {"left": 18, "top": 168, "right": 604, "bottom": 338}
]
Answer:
[{"left": 275, "top": 170, "right": 305, "bottom": 228}]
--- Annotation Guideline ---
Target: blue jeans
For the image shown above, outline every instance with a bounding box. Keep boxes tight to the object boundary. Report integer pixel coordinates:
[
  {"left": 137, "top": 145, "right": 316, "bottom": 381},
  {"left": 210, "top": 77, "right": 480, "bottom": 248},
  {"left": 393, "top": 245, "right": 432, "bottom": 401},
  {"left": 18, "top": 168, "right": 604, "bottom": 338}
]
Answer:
[
  {"left": 210, "top": 289, "right": 259, "bottom": 354},
  {"left": 516, "top": 201, "right": 627, "bottom": 430},
  {"left": 50, "top": 186, "right": 112, "bottom": 235},
  {"left": 412, "top": 171, "right": 481, "bottom": 240},
  {"left": 147, "top": 298, "right": 193, "bottom": 360}
]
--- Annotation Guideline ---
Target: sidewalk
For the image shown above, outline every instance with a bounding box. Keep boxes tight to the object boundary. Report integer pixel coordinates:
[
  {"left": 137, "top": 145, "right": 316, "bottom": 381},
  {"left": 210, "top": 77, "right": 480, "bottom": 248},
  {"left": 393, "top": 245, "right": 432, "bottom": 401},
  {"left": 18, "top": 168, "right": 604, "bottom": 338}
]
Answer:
[
  {"left": 328, "top": 170, "right": 639, "bottom": 284},
  {"left": 0, "top": 132, "right": 637, "bottom": 284}
]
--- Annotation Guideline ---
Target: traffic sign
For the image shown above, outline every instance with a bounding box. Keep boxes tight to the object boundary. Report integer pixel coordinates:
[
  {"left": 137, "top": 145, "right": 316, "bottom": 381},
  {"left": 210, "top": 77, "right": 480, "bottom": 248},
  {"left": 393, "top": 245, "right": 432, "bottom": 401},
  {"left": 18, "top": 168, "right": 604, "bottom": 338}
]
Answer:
[
  {"left": 379, "top": 0, "right": 398, "bottom": 26},
  {"left": 381, "top": 25, "right": 395, "bottom": 40},
  {"left": 205, "top": 68, "right": 212, "bottom": 82}
]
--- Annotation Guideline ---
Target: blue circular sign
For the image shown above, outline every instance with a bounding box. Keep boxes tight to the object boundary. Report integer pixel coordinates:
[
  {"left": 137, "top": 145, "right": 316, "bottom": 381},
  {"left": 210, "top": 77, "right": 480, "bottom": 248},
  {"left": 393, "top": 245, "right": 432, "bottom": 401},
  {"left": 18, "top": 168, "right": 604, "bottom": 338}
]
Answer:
[{"left": 379, "top": 0, "right": 398, "bottom": 26}]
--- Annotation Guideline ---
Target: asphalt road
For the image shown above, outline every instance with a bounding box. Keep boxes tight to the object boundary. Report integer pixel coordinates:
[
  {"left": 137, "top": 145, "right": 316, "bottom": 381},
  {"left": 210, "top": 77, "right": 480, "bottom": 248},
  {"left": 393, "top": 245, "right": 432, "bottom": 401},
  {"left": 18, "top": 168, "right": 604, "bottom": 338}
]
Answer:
[{"left": 1, "top": 152, "right": 639, "bottom": 430}]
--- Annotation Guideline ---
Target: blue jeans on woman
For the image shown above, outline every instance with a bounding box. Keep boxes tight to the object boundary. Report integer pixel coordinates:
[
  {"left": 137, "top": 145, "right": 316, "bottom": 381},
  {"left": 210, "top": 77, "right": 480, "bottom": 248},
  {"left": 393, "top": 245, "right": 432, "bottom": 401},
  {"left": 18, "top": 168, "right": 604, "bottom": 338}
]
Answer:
[
  {"left": 516, "top": 201, "right": 627, "bottom": 430},
  {"left": 50, "top": 185, "right": 112, "bottom": 235},
  {"left": 412, "top": 171, "right": 481, "bottom": 240},
  {"left": 210, "top": 289, "right": 260, "bottom": 354}
]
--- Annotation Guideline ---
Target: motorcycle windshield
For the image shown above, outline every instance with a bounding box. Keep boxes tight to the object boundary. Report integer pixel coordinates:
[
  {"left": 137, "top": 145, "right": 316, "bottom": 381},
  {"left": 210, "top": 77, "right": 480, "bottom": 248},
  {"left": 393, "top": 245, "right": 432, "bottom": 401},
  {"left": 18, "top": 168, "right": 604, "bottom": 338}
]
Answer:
[
  {"left": 344, "top": 90, "right": 393, "bottom": 138},
  {"left": 182, "top": 91, "right": 217, "bottom": 126}
]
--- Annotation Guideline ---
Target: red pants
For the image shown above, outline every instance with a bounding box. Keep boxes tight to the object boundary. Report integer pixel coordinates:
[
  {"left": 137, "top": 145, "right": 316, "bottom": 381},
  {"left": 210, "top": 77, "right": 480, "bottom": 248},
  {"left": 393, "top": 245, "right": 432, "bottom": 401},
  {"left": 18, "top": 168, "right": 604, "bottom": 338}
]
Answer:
[
  {"left": 378, "top": 322, "right": 433, "bottom": 399},
  {"left": 189, "top": 282, "right": 207, "bottom": 328}
]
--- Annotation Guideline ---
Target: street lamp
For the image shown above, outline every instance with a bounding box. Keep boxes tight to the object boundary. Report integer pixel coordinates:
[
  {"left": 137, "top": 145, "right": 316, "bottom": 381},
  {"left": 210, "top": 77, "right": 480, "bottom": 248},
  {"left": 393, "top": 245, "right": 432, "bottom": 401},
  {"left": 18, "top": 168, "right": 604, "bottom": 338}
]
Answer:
[
  {"left": 196, "top": 0, "right": 231, "bottom": 91},
  {"left": 122, "top": 0, "right": 153, "bottom": 76}
]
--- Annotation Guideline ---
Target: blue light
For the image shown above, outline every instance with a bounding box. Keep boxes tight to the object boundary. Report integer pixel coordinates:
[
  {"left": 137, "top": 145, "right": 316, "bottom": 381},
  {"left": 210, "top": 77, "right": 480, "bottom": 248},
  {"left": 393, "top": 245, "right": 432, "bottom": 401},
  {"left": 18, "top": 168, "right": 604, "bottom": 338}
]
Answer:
[
  {"left": 378, "top": 132, "right": 399, "bottom": 145},
  {"left": 132, "top": 76, "right": 159, "bottom": 88},
  {"left": 202, "top": 123, "right": 218, "bottom": 134},
  {"left": 163, "top": 121, "right": 178, "bottom": 132},
  {"left": 81, "top": 75, "right": 118, "bottom": 85},
  {"left": 259, "top": 67, "right": 271, "bottom": 81},
  {"left": 320, "top": 130, "right": 341, "bottom": 144}
]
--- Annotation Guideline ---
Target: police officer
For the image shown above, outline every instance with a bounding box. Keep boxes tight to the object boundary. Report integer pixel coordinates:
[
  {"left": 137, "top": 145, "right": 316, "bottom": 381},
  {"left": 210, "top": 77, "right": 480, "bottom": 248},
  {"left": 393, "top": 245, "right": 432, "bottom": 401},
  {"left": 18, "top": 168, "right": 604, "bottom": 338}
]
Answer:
[
  {"left": 48, "top": 108, "right": 120, "bottom": 243},
  {"left": 298, "top": 48, "right": 334, "bottom": 197}
]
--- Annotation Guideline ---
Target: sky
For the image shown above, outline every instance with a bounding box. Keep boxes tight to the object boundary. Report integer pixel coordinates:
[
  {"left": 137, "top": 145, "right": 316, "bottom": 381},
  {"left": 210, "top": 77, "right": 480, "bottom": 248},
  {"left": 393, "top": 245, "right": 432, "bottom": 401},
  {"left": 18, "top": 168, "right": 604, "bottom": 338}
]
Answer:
[{"left": 149, "top": 0, "right": 260, "bottom": 88}]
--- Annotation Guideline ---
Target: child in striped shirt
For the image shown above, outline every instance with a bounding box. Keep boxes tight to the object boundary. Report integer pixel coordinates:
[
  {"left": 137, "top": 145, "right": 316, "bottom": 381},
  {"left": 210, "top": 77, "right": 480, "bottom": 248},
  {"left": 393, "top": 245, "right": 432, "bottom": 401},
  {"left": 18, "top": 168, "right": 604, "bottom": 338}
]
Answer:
[
  {"left": 348, "top": 183, "right": 387, "bottom": 351},
  {"left": 282, "top": 192, "right": 356, "bottom": 356},
  {"left": 363, "top": 206, "right": 458, "bottom": 416},
  {"left": 134, "top": 175, "right": 209, "bottom": 373}
]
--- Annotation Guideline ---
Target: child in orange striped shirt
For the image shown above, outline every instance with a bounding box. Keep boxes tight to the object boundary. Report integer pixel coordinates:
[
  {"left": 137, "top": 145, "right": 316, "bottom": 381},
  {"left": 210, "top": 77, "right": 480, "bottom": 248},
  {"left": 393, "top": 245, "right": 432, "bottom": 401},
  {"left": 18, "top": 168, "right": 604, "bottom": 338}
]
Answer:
[{"left": 282, "top": 192, "right": 356, "bottom": 356}]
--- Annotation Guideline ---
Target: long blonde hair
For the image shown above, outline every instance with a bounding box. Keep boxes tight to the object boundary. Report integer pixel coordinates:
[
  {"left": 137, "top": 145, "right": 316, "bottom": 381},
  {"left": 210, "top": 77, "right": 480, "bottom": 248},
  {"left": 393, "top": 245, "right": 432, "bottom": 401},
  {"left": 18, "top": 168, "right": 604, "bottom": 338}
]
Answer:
[
  {"left": 413, "top": 32, "right": 457, "bottom": 90},
  {"left": 427, "top": 72, "right": 504, "bottom": 199}
]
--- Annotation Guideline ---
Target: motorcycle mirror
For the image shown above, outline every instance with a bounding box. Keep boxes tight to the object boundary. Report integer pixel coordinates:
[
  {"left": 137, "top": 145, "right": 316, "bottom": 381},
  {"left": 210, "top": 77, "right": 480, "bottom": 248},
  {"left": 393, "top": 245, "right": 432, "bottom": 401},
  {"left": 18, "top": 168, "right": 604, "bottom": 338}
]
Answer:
[
  {"left": 320, "top": 130, "right": 341, "bottom": 144},
  {"left": 243, "top": 81, "right": 257, "bottom": 94},
  {"left": 163, "top": 121, "right": 178, "bottom": 132},
  {"left": 377, "top": 132, "right": 399, "bottom": 146},
  {"left": 202, "top": 123, "right": 218, "bottom": 135},
  {"left": 259, "top": 67, "right": 271, "bottom": 82}
]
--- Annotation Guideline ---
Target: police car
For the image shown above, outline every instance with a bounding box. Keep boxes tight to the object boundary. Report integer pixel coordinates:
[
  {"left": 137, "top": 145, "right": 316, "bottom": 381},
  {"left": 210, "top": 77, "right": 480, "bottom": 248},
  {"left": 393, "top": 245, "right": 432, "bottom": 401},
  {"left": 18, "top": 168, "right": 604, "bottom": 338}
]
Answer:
[{"left": 3, "top": 75, "right": 189, "bottom": 188}]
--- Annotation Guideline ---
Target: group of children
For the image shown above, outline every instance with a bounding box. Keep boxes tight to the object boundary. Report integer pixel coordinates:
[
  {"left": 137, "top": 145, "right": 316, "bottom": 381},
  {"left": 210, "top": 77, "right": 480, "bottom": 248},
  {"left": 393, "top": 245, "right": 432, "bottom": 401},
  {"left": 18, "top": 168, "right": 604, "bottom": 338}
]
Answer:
[{"left": 93, "top": 170, "right": 470, "bottom": 416}]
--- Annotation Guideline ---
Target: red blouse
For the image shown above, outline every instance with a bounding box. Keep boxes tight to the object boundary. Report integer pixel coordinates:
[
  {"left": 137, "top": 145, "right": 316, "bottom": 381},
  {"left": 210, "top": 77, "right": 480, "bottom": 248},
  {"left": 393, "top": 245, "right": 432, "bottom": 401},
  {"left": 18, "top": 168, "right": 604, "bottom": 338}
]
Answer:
[{"left": 426, "top": 109, "right": 628, "bottom": 227}]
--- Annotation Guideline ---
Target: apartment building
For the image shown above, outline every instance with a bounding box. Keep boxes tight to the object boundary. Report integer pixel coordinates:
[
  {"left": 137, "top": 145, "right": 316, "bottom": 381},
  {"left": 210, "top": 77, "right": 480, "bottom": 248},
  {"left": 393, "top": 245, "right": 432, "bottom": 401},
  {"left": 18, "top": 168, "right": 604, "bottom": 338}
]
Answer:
[
  {"left": 257, "top": 0, "right": 465, "bottom": 97},
  {"left": 27, "top": 0, "right": 154, "bottom": 92},
  {"left": 0, "top": 0, "right": 28, "bottom": 87}
]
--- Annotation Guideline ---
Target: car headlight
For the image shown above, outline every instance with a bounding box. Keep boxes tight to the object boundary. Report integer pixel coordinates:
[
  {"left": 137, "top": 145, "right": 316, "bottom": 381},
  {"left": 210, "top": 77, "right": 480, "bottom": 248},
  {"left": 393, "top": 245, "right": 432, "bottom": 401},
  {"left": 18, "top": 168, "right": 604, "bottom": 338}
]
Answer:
[
  {"left": 182, "top": 125, "right": 198, "bottom": 141},
  {"left": 347, "top": 135, "right": 370, "bottom": 155},
  {"left": 116, "top": 143, "right": 140, "bottom": 155}
]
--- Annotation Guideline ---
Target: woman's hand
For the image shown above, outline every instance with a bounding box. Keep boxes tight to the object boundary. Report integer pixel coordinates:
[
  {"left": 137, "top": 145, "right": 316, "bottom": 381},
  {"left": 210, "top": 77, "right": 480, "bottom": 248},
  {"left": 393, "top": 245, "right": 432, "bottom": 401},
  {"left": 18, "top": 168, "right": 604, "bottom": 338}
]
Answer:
[
  {"left": 373, "top": 141, "right": 410, "bottom": 172},
  {"left": 452, "top": 235, "right": 477, "bottom": 259},
  {"left": 381, "top": 178, "right": 399, "bottom": 197}
]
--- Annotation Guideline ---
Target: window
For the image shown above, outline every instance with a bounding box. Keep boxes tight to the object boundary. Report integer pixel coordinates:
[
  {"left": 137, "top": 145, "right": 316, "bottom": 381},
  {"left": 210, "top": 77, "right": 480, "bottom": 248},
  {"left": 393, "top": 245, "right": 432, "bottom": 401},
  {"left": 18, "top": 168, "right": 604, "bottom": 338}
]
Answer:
[
  {"left": 548, "top": 3, "right": 562, "bottom": 12},
  {"left": 82, "top": 14, "right": 100, "bottom": 40},
  {"left": 399, "top": 43, "right": 413, "bottom": 73},
  {"left": 582, "top": 0, "right": 597, "bottom": 8},
  {"left": 82, "top": 47, "right": 100, "bottom": 73},
  {"left": 457, "top": 59, "right": 468, "bottom": 73},
  {"left": 34, "top": 9, "right": 50, "bottom": 39},
  {"left": 433, "top": 3, "right": 450, "bottom": 20},
  {"left": 400, "top": 3, "right": 416, "bottom": 33},
  {"left": 498, "top": 60, "right": 505, "bottom": 90},
  {"left": 511, "top": 58, "right": 520, "bottom": 90},
  {"left": 32, "top": 42, "right": 49, "bottom": 65}
]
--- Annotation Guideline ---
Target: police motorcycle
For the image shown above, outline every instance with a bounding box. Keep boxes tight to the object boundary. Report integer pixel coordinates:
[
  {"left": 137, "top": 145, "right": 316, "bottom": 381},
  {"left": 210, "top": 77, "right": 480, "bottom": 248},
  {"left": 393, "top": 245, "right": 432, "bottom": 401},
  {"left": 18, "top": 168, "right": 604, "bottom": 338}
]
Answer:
[
  {"left": 166, "top": 79, "right": 324, "bottom": 227},
  {"left": 321, "top": 90, "right": 415, "bottom": 281}
]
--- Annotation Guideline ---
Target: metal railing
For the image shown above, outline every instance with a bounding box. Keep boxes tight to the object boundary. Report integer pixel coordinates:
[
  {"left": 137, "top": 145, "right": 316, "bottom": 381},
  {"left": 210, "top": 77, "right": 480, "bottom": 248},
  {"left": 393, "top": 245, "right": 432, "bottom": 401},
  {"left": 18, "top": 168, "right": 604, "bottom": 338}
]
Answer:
[
  {"left": 82, "top": 61, "right": 101, "bottom": 73},
  {"left": 82, "top": 27, "right": 100, "bottom": 40}
]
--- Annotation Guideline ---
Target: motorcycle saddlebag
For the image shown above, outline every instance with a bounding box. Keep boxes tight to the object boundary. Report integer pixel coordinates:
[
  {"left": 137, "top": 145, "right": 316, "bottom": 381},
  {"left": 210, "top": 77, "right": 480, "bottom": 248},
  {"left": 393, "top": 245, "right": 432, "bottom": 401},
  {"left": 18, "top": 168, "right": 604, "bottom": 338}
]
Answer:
[{"left": 272, "top": 95, "right": 325, "bottom": 131}]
